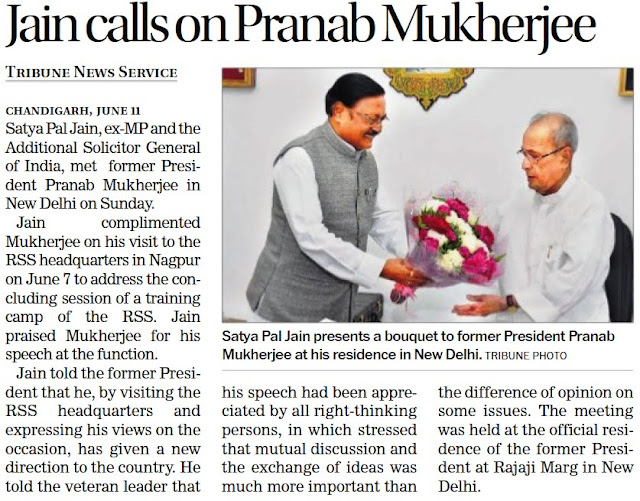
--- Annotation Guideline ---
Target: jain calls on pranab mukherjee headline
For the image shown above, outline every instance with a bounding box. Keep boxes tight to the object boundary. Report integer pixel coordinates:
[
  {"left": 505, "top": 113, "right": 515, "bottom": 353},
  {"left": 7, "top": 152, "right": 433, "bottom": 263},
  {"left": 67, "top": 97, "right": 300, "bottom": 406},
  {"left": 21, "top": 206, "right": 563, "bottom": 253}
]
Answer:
[{"left": 6, "top": 2, "right": 596, "bottom": 55}]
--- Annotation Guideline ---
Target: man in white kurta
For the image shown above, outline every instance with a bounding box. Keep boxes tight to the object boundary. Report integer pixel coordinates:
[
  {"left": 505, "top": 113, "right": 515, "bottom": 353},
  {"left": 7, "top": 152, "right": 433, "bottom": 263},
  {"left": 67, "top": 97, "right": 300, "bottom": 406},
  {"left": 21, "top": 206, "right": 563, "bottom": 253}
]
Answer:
[
  {"left": 453, "top": 112, "right": 614, "bottom": 322},
  {"left": 495, "top": 174, "right": 613, "bottom": 321}
]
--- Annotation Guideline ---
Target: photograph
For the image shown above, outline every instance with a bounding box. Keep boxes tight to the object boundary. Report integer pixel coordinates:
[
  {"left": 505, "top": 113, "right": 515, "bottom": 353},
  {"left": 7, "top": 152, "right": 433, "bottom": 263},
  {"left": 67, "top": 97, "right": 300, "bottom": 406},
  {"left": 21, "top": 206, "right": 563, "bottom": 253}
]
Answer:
[{"left": 222, "top": 68, "right": 633, "bottom": 323}]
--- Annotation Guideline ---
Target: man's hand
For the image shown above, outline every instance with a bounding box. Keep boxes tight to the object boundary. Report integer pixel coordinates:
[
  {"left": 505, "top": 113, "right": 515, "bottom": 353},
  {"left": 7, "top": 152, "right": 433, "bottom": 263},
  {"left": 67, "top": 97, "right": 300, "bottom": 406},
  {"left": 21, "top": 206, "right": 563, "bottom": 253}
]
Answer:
[
  {"left": 452, "top": 294, "right": 507, "bottom": 316},
  {"left": 381, "top": 258, "right": 429, "bottom": 287}
]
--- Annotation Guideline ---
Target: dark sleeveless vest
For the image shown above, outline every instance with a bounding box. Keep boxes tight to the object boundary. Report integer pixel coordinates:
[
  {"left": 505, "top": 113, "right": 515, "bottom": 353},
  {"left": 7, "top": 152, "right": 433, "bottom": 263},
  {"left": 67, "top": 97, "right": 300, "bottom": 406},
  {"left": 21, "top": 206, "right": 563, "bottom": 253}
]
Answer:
[{"left": 246, "top": 122, "right": 378, "bottom": 321}]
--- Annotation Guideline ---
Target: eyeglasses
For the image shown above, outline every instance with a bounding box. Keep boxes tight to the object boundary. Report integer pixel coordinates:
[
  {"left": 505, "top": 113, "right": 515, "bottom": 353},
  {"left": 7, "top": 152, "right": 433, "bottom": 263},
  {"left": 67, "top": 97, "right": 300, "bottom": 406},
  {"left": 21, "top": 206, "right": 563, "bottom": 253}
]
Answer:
[
  {"left": 517, "top": 146, "right": 565, "bottom": 165},
  {"left": 353, "top": 110, "right": 389, "bottom": 126}
]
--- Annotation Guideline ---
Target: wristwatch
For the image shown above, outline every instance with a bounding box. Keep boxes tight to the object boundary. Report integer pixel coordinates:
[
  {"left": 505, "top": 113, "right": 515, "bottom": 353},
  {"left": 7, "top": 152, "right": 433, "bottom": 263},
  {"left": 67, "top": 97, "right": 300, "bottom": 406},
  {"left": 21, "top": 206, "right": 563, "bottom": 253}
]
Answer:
[{"left": 505, "top": 294, "right": 518, "bottom": 312}]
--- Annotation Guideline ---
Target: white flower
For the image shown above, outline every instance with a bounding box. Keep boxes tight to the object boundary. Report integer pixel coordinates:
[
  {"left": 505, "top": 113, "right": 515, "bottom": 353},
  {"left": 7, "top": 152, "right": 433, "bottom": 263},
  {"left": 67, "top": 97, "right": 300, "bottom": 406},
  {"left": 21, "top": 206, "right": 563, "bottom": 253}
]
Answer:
[
  {"left": 421, "top": 199, "right": 447, "bottom": 213},
  {"left": 460, "top": 232, "right": 488, "bottom": 253},
  {"left": 427, "top": 230, "right": 448, "bottom": 246},
  {"left": 446, "top": 212, "right": 466, "bottom": 228},
  {"left": 447, "top": 214, "right": 476, "bottom": 243},
  {"left": 467, "top": 211, "right": 479, "bottom": 226},
  {"left": 462, "top": 222, "right": 476, "bottom": 236},
  {"left": 438, "top": 249, "right": 463, "bottom": 272}
]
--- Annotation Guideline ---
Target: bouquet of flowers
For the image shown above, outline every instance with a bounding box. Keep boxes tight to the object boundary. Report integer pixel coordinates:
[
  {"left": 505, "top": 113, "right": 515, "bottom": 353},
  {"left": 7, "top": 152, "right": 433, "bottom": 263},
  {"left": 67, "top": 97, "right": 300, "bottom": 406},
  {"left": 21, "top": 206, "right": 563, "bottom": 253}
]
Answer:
[{"left": 391, "top": 190, "right": 503, "bottom": 304}]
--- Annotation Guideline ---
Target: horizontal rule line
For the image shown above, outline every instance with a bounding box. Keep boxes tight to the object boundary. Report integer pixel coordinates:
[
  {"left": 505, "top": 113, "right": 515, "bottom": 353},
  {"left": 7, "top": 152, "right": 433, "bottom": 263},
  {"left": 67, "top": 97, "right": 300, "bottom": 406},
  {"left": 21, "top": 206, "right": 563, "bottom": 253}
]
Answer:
[
  {"left": 5, "top": 79, "right": 177, "bottom": 83},
  {"left": 223, "top": 369, "right": 632, "bottom": 372}
]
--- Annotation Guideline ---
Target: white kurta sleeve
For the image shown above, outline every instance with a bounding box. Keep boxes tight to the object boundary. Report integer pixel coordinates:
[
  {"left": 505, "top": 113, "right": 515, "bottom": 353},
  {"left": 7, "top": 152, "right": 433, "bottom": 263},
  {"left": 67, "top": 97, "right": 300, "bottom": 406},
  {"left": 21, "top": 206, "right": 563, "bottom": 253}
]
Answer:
[
  {"left": 368, "top": 188, "right": 408, "bottom": 258},
  {"left": 273, "top": 147, "right": 386, "bottom": 289},
  {"left": 513, "top": 201, "right": 614, "bottom": 322}
]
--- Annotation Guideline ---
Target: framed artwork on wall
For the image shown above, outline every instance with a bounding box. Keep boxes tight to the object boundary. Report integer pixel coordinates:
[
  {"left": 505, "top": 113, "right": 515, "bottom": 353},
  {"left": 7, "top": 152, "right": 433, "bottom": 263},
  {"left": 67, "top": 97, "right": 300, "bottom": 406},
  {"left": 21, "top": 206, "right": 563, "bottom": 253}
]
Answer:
[
  {"left": 383, "top": 68, "right": 474, "bottom": 110},
  {"left": 619, "top": 68, "right": 633, "bottom": 96},
  {"left": 223, "top": 68, "right": 256, "bottom": 88}
]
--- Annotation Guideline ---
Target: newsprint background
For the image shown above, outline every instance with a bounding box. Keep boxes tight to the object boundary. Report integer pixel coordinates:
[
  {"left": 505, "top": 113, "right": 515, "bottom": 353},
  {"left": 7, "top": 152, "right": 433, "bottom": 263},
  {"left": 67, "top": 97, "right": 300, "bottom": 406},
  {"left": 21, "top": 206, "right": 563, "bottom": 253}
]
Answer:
[{"left": 0, "top": 0, "right": 638, "bottom": 500}]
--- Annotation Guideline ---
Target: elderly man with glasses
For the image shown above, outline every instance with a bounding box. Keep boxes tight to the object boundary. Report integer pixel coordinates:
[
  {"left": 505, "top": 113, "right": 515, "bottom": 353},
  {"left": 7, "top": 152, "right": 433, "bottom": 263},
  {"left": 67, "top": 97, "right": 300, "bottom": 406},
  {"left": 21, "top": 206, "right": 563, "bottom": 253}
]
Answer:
[
  {"left": 453, "top": 112, "right": 614, "bottom": 321},
  {"left": 247, "top": 72, "right": 427, "bottom": 322}
]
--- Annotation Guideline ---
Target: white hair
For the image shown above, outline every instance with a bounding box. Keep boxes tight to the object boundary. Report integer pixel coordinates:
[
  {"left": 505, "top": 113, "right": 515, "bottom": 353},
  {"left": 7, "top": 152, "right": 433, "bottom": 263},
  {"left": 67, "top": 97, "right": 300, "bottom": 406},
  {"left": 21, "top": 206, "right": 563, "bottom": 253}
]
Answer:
[{"left": 530, "top": 112, "right": 579, "bottom": 152}]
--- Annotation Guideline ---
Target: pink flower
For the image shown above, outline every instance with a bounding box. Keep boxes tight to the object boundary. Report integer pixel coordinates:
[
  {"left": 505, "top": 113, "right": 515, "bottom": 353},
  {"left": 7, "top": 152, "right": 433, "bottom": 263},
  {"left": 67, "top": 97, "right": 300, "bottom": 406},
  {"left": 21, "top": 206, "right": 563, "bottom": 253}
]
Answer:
[
  {"left": 446, "top": 198, "right": 469, "bottom": 221},
  {"left": 425, "top": 237, "right": 440, "bottom": 253},
  {"left": 390, "top": 283, "right": 416, "bottom": 304},
  {"left": 437, "top": 204, "right": 451, "bottom": 215},
  {"left": 461, "top": 248, "right": 497, "bottom": 284},
  {"left": 459, "top": 246, "right": 471, "bottom": 258},
  {"left": 420, "top": 214, "right": 457, "bottom": 242},
  {"left": 474, "top": 224, "right": 495, "bottom": 250}
]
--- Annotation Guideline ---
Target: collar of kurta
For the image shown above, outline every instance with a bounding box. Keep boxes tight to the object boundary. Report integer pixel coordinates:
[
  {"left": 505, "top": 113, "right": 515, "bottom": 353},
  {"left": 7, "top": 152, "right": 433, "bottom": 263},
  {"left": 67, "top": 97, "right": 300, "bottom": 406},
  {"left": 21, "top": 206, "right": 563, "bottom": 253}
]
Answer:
[
  {"left": 322, "top": 120, "right": 365, "bottom": 161},
  {"left": 534, "top": 172, "right": 577, "bottom": 207}
]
